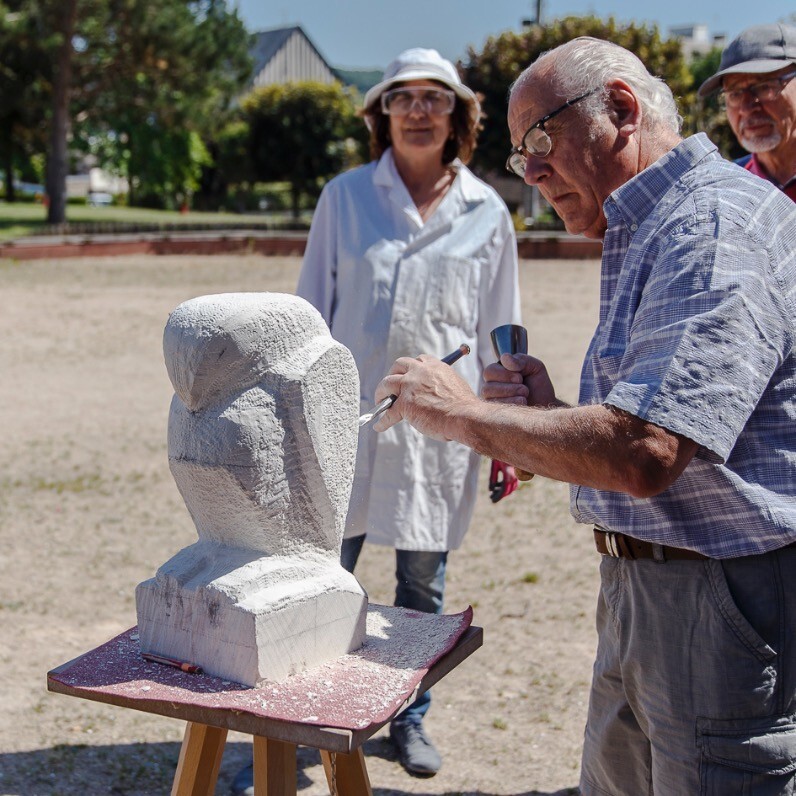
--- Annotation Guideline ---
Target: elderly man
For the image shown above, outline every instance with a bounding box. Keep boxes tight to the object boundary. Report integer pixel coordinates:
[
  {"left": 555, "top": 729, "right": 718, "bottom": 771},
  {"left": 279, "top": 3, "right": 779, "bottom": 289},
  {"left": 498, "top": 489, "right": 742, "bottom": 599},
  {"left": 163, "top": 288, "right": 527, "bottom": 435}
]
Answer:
[
  {"left": 374, "top": 37, "right": 796, "bottom": 794},
  {"left": 699, "top": 22, "right": 796, "bottom": 200}
]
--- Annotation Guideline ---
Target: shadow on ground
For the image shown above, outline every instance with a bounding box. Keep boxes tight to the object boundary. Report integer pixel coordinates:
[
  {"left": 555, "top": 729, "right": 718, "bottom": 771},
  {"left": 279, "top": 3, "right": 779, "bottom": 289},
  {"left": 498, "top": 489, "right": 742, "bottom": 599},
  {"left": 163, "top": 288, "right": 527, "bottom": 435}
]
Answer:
[
  {"left": 0, "top": 739, "right": 578, "bottom": 795},
  {"left": 355, "top": 736, "right": 578, "bottom": 795},
  {"left": 0, "top": 741, "right": 282, "bottom": 795}
]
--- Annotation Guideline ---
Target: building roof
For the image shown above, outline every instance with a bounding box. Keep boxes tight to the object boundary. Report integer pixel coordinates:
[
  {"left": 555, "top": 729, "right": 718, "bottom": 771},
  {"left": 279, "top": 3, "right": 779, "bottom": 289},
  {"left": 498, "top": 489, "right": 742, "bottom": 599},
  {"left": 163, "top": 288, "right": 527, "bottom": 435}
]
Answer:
[
  {"left": 248, "top": 24, "right": 383, "bottom": 92},
  {"left": 250, "top": 25, "right": 332, "bottom": 79}
]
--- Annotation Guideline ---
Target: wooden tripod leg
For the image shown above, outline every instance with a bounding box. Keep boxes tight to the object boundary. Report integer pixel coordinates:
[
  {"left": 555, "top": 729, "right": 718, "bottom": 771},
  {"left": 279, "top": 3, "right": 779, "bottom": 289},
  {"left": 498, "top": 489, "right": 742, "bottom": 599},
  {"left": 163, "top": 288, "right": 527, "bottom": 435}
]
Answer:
[
  {"left": 320, "top": 748, "right": 372, "bottom": 796},
  {"left": 171, "top": 722, "right": 228, "bottom": 796},
  {"left": 252, "top": 735, "right": 297, "bottom": 796}
]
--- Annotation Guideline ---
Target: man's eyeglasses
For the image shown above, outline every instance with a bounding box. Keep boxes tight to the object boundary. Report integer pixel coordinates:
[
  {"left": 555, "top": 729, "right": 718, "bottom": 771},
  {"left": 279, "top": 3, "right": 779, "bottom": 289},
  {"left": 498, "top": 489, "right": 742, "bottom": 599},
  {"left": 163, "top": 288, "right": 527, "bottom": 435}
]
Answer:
[
  {"left": 381, "top": 87, "right": 456, "bottom": 116},
  {"left": 720, "top": 70, "right": 796, "bottom": 109},
  {"left": 505, "top": 88, "right": 599, "bottom": 177}
]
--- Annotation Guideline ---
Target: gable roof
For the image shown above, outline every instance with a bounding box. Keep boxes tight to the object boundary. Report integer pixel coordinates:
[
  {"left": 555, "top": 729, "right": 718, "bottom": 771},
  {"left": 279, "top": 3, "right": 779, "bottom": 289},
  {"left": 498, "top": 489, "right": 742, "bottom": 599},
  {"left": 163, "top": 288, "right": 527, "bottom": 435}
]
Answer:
[
  {"left": 250, "top": 26, "right": 297, "bottom": 76},
  {"left": 250, "top": 25, "right": 334, "bottom": 79}
]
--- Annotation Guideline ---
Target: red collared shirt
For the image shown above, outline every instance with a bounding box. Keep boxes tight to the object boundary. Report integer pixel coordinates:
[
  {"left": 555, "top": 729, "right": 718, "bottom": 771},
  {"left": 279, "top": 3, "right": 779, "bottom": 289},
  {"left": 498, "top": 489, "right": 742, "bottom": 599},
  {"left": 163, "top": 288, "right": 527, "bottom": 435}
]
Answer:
[{"left": 739, "top": 153, "right": 796, "bottom": 201}]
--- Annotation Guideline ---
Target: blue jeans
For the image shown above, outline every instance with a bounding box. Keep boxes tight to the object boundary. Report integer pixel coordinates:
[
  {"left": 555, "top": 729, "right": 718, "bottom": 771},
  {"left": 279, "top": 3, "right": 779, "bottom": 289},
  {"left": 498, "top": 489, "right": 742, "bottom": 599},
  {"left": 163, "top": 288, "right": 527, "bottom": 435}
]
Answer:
[{"left": 341, "top": 535, "right": 447, "bottom": 725}]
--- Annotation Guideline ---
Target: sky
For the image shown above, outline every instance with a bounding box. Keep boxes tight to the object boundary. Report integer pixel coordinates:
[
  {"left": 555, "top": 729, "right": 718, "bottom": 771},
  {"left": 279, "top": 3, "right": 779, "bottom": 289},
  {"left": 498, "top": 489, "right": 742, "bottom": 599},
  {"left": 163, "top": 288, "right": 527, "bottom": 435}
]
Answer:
[{"left": 235, "top": 0, "right": 792, "bottom": 70}]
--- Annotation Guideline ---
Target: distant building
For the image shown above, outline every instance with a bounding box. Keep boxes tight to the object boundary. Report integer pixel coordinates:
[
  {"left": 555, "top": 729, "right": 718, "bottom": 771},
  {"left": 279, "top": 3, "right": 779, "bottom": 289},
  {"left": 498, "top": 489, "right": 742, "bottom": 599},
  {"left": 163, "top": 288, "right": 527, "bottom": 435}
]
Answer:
[
  {"left": 668, "top": 25, "right": 727, "bottom": 59},
  {"left": 248, "top": 25, "right": 382, "bottom": 94},
  {"left": 66, "top": 167, "right": 128, "bottom": 200},
  {"left": 250, "top": 25, "right": 337, "bottom": 87}
]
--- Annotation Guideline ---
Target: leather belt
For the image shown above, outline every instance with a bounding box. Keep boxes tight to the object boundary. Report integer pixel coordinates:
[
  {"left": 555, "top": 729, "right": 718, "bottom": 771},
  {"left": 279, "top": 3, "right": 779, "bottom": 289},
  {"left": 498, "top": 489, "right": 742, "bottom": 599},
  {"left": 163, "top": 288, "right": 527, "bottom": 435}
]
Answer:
[{"left": 593, "top": 528, "right": 709, "bottom": 561}]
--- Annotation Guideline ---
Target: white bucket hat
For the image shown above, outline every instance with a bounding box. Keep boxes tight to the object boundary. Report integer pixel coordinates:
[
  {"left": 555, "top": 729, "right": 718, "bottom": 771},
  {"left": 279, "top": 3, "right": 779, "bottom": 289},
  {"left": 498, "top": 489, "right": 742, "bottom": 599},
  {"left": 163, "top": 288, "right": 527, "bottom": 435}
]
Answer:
[{"left": 363, "top": 47, "right": 480, "bottom": 117}]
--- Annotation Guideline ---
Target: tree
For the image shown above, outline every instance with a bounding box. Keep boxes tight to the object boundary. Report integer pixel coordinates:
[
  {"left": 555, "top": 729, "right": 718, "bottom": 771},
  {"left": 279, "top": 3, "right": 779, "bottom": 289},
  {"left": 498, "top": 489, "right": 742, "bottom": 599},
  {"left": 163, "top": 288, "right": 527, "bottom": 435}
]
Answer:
[
  {"left": 685, "top": 47, "right": 743, "bottom": 160},
  {"left": 195, "top": 116, "right": 251, "bottom": 211},
  {"left": 241, "top": 81, "right": 366, "bottom": 218},
  {"left": 0, "top": 1, "right": 53, "bottom": 202},
  {"left": 461, "top": 16, "right": 692, "bottom": 176},
  {"left": 11, "top": 0, "right": 253, "bottom": 220},
  {"left": 44, "top": 0, "right": 77, "bottom": 223},
  {"left": 71, "top": 0, "right": 252, "bottom": 210}
]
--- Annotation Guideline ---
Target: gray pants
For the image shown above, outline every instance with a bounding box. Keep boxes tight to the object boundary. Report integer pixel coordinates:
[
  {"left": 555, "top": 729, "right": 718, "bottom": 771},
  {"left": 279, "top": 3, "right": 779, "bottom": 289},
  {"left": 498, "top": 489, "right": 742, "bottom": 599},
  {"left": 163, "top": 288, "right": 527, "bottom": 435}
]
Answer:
[{"left": 580, "top": 545, "right": 796, "bottom": 795}]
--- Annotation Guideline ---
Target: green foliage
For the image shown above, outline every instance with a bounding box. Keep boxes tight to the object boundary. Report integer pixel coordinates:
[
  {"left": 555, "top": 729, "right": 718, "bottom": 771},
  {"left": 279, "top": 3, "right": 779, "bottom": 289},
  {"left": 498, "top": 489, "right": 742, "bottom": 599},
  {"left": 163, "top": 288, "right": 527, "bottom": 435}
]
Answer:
[
  {"left": 71, "top": 0, "right": 253, "bottom": 209},
  {"left": 196, "top": 115, "right": 252, "bottom": 210},
  {"left": 0, "top": 0, "right": 252, "bottom": 212},
  {"left": 74, "top": 0, "right": 252, "bottom": 135},
  {"left": 461, "top": 16, "right": 692, "bottom": 175},
  {"left": 126, "top": 129, "right": 212, "bottom": 210},
  {"left": 213, "top": 119, "right": 252, "bottom": 188},
  {"left": 688, "top": 48, "right": 722, "bottom": 94},
  {"left": 241, "top": 81, "right": 366, "bottom": 217},
  {"left": 0, "top": 0, "right": 54, "bottom": 200},
  {"left": 685, "top": 48, "right": 744, "bottom": 160}
]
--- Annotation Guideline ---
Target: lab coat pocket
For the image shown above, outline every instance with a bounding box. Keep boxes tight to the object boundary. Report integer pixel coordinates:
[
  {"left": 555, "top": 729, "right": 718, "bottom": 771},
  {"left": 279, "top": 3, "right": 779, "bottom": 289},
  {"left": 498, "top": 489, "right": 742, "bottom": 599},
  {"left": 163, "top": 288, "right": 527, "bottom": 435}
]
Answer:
[{"left": 429, "top": 255, "right": 479, "bottom": 335}]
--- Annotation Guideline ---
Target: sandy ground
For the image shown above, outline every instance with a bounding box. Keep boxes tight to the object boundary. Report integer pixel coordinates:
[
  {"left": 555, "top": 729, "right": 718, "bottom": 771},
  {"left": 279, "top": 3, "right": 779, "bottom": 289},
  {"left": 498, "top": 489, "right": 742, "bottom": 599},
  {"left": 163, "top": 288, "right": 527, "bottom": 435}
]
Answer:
[{"left": 0, "top": 253, "right": 603, "bottom": 795}]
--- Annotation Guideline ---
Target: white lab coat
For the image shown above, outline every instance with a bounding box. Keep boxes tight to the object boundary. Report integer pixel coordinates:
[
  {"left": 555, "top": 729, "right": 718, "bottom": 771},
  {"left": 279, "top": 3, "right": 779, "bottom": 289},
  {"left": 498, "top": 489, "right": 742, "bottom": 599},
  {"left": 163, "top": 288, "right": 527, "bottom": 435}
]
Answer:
[{"left": 296, "top": 148, "right": 521, "bottom": 551}]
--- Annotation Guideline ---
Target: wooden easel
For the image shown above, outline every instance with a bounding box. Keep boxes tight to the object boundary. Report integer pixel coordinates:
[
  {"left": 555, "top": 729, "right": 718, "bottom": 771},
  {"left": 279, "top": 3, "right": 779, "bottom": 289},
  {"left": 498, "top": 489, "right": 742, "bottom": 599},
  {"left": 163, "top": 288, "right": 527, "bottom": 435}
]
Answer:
[
  {"left": 48, "top": 607, "right": 482, "bottom": 795},
  {"left": 169, "top": 720, "right": 372, "bottom": 796}
]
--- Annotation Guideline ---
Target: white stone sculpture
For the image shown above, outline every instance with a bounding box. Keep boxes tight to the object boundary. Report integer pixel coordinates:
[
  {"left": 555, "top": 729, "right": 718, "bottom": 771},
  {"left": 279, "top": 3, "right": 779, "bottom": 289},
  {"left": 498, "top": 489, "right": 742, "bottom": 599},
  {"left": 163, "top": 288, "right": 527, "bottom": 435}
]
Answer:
[{"left": 135, "top": 293, "right": 368, "bottom": 685}]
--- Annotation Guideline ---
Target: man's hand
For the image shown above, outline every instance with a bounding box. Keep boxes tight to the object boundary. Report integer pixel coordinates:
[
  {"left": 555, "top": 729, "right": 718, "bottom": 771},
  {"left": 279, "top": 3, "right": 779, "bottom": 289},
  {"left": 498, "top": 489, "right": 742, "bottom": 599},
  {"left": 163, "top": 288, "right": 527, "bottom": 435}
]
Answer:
[
  {"left": 483, "top": 353, "right": 558, "bottom": 408},
  {"left": 372, "top": 355, "right": 479, "bottom": 438},
  {"left": 481, "top": 352, "right": 557, "bottom": 482}
]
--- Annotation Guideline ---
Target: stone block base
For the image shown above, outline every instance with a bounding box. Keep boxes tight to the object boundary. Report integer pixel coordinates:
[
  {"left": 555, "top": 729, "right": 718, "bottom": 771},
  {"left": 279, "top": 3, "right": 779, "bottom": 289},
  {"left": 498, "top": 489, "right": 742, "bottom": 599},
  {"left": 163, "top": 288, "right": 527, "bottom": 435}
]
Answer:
[{"left": 135, "top": 542, "right": 367, "bottom": 686}]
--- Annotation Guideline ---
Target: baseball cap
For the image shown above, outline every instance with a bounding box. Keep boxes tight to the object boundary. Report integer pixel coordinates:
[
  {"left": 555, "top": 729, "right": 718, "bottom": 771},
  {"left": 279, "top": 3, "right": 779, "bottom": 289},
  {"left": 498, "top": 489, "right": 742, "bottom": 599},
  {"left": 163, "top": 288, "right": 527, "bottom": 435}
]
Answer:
[
  {"left": 363, "top": 47, "right": 479, "bottom": 116},
  {"left": 698, "top": 22, "right": 796, "bottom": 97}
]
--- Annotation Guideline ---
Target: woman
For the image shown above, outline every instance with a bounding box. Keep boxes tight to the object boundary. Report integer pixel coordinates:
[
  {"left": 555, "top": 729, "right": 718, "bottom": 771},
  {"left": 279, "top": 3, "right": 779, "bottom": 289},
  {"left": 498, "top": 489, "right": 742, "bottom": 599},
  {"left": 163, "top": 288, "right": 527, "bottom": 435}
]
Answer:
[{"left": 298, "top": 47, "right": 521, "bottom": 777}]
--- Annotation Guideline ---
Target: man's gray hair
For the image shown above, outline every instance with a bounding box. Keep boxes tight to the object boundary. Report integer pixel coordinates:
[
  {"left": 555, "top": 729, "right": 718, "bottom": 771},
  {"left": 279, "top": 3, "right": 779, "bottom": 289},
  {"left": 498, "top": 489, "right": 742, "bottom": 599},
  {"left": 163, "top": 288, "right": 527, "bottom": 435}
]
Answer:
[{"left": 514, "top": 37, "right": 682, "bottom": 134}]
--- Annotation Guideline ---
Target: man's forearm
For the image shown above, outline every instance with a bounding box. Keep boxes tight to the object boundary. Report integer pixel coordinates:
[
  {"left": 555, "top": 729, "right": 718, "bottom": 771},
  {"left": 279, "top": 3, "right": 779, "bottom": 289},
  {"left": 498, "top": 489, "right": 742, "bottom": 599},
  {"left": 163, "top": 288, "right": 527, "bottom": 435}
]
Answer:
[{"left": 447, "top": 399, "right": 696, "bottom": 497}]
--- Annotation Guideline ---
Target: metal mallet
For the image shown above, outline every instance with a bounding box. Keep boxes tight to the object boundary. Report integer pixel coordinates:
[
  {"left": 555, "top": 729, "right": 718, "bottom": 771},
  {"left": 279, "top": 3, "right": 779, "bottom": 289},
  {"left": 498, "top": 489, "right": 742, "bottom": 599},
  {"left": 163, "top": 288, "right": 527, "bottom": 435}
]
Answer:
[{"left": 489, "top": 324, "right": 533, "bottom": 481}]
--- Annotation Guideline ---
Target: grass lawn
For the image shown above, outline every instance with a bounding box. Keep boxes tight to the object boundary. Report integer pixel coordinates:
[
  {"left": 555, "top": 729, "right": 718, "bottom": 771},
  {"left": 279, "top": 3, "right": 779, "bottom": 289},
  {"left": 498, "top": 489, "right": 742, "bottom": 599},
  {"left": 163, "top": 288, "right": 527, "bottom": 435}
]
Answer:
[{"left": 0, "top": 202, "right": 308, "bottom": 241}]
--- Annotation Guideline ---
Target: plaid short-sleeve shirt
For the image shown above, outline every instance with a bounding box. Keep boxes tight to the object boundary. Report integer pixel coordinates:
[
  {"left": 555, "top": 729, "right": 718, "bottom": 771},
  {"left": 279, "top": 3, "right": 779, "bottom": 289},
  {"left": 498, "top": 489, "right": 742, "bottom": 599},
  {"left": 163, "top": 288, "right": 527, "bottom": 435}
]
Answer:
[{"left": 572, "top": 134, "right": 796, "bottom": 558}]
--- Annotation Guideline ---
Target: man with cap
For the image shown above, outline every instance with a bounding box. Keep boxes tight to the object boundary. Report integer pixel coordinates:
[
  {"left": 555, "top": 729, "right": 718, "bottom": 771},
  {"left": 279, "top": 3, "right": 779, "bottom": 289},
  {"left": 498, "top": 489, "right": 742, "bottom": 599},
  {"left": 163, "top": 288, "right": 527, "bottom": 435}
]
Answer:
[{"left": 699, "top": 22, "right": 796, "bottom": 201}]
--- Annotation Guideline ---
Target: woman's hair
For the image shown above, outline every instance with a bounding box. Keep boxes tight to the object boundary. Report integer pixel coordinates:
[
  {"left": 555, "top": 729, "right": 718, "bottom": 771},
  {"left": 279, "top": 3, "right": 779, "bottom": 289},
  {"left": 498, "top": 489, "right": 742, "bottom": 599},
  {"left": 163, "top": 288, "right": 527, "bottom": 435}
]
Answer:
[
  {"left": 362, "top": 81, "right": 481, "bottom": 164},
  {"left": 514, "top": 37, "right": 682, "bottom": 135}
]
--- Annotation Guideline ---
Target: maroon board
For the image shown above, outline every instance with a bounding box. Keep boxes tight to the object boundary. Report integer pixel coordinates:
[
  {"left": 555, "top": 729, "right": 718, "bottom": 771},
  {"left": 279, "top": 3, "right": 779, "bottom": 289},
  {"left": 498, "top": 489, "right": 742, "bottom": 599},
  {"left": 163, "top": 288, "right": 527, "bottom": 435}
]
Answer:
[{"left": 49, "top": 605, "right": 474, "bottom": 739}]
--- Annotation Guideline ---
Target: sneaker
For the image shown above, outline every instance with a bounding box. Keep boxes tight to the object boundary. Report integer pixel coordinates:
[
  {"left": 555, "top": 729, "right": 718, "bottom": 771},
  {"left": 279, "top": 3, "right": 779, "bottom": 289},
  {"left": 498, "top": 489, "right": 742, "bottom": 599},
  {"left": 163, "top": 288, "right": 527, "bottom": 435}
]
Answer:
[
  {"left": 389, "top": 720, "right": 442, "bottom": 776},
  {"left": 230, "top": 761, "right": 253, "bottom": 796}
]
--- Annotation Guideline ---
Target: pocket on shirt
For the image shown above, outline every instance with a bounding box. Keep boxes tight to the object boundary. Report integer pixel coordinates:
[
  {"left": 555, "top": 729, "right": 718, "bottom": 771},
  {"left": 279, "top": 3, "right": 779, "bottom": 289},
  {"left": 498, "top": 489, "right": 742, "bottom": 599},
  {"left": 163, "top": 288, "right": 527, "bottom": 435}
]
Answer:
[
  {"left": 428, "top": 255, "right": 479, "bottom": 335},
  {"left": 697, "top": 715, "right": 796, "bottom": 794}
]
